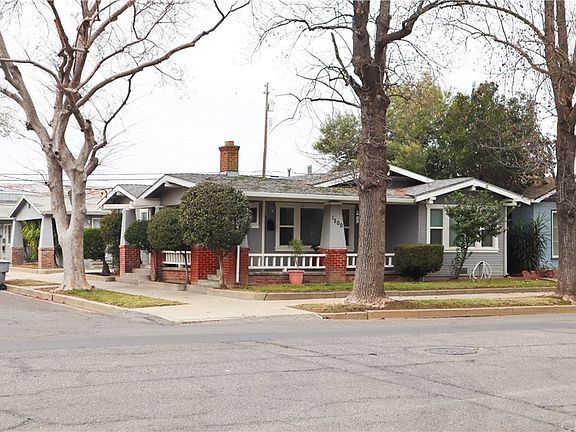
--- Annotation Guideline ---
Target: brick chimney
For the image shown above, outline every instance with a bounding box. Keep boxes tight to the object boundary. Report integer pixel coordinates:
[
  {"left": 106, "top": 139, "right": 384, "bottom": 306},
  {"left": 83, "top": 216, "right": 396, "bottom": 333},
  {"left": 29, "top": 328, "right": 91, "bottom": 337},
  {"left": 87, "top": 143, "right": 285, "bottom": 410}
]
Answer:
[{"left": 219, "top": 140, "right": 239, "bottom": 175}]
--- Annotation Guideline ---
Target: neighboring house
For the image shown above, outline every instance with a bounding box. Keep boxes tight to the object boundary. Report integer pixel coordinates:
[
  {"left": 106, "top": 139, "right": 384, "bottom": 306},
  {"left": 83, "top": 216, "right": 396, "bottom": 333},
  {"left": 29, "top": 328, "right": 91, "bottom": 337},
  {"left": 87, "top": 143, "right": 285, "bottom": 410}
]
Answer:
[
  {"left": 511, "top": 178, "right": 558, "bottom": 269},
  {"left": 9, "top": 191, "right": 108, "bottom": 269},
  {"left": 101, "top": 140, "right": 531, "bottom": 285}
]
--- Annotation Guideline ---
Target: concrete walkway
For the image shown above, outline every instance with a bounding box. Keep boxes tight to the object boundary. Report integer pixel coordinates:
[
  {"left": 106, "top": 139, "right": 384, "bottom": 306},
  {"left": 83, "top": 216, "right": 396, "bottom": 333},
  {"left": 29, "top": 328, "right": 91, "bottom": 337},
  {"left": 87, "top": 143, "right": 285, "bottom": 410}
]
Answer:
[{"left": 5, "top": 268, "right": 555, "bottom": 323}]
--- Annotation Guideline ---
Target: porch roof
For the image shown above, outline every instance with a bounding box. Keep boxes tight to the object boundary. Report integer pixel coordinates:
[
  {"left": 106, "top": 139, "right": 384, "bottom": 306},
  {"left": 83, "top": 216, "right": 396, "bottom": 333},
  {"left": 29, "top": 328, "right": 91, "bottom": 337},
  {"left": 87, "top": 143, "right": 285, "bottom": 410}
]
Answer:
[
  {"left": 98, "top": 183, "right": 149, "bottom": 207},
  {"left": 8, "top": 194, "right": 107, "bottom": 219},
  {"left": 521, "top": 178, "right": 556, "bottom": 202}
]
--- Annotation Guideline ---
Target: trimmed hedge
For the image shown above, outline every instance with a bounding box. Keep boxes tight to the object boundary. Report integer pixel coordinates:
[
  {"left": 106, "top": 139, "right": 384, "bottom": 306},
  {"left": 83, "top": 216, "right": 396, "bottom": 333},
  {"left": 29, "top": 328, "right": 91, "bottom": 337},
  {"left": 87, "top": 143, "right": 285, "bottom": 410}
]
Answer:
[{"left": 394, "top": 243, "right": 444, "bottom": 280}]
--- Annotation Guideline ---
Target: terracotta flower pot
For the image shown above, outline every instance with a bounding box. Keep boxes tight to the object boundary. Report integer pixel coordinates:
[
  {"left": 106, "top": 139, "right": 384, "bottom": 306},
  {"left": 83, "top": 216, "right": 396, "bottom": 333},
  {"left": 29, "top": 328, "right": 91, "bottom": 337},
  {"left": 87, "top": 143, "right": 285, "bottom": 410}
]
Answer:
[{"left": 288, "top": 270, "right": 305, "bottom": 285}]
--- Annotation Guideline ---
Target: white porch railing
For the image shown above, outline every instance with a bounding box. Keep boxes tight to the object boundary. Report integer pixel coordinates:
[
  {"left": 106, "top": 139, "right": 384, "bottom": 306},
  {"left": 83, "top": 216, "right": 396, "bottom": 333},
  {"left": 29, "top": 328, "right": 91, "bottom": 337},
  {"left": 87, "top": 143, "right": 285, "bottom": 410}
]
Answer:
[
  {"left": 162, "top": 250, "right": 191, "bottom": 266},
  {"left": 249, "top": 253, "right": 325, "bottom": 270},
  {"left": 346, "top": 253, "right": 395, "bottom": 269}
]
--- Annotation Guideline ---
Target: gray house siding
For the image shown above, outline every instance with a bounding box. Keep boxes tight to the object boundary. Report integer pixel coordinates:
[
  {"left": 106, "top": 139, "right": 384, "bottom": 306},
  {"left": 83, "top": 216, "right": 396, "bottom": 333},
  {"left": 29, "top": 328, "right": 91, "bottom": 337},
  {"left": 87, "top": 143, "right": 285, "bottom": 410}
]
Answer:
[
  {"left": 386, "top": 205, "right": 419, "bottom": 252},
  {"left": 413, "top": 197, "right": 507, "bottom": 278}
]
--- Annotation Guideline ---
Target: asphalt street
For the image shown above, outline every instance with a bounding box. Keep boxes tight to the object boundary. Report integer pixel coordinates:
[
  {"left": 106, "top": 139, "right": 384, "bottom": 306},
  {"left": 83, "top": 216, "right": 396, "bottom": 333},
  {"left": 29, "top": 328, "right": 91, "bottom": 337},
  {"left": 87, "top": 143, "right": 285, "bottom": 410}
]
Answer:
[{"left": 1, "top": 291, "right": 576, "bottom": 431}]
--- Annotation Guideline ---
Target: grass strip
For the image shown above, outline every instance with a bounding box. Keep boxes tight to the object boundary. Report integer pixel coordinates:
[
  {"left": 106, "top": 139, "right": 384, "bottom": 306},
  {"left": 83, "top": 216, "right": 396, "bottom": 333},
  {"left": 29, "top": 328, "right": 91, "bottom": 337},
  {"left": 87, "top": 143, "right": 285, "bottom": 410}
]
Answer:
[
  {"left": 242, "top": 278, "right": 556, "bottom": 293},
  {"left": 66, "top": 289, "right": 182, "bottom": 308},
  {"left": 6, "top": 279, "right": 58, "bottom": 287},
  {"left": 295, "top": 296, "right": 571, "bottom": 314}
]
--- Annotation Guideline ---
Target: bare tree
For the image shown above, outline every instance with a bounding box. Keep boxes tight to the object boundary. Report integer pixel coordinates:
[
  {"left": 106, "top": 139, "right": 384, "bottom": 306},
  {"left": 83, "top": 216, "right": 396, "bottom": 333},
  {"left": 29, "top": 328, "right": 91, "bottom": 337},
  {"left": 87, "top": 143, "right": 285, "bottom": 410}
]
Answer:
[
  {"left": 258, "top": 0, "right": 459, "bottom": 305},
  {"left": 0, "top": 0, "right": 248, "bottom": 291},
  {"left": 448, "top": 1, "right": 576, "bottom": 299}
]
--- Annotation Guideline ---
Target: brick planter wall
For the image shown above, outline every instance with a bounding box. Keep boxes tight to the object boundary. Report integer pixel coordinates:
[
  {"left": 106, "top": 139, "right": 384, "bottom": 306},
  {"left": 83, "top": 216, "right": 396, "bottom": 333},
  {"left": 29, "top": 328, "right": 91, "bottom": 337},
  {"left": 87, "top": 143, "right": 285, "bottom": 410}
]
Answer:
[
  {"left": 119, "top": 245, "right": 140, "bottom": 275},
  {"left": 38, "top": 248, "right": 55, "bottom": 269},
  {"left": 159, "top": 268, "right": 189, "bottom": 284},
  {"left": 320, "top": 248, "right": 347, "bottom": 283},
  {"left": 11, "top": 247, "right": 24, "bottom": 265}
]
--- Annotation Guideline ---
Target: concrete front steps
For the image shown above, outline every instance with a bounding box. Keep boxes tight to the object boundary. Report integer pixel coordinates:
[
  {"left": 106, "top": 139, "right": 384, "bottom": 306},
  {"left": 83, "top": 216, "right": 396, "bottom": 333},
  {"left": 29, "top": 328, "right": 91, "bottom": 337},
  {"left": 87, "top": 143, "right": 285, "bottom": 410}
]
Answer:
[
  {"left": 196, "top": 274, "right": 221, "bottom": 289},
  {"left": 116, "top": 267, "right": 207, "bottom": 292}
]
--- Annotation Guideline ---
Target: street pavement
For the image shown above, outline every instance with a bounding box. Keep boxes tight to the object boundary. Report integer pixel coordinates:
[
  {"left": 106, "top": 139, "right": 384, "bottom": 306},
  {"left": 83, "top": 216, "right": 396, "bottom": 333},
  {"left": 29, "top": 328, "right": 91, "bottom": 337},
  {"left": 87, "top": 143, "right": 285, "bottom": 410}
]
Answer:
[{"left": 1, "top": 291, "right": 576, "bottom": 431}]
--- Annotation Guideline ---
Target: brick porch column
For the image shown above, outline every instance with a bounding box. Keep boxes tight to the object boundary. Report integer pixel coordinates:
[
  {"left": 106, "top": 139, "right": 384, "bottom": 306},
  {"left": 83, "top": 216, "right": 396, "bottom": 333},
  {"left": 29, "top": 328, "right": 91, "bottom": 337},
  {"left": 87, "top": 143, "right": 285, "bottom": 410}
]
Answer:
[
  {"left": 190, "top": 245, "right": 218, "bottom": 283},
  {"left": 222, "top": 243, "right": 250, "bottom": 287},
  {"left": 319, "top": 204, "right": 348, "bottom": 283},
  {"left": 119, "top": 209, "right": 139, "bottom": 274},
  {"left": 38, "top": 216, "right": 55, "bottom": 269},
  {"left": 10, "top": 220, "right": 24, "bottom": 265},
  {"left": 149, "top": 250, "right": 163, "bottom": 281},
  {"left": 320, "top": 248, "right": 347, "bottom": 283}
]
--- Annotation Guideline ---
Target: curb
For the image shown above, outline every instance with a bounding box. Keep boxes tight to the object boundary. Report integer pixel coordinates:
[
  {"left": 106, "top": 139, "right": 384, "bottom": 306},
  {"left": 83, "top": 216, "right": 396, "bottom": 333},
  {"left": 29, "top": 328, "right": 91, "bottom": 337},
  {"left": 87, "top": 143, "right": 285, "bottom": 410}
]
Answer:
[
  {"left": 207, "top": 286, "right": 554, "bottom": 301},
  {"left": 5, "top": 284, "right": 126, "bottom": 314},
  {"left": 318, "top": 305, "right": 576, "bottom": 320}
]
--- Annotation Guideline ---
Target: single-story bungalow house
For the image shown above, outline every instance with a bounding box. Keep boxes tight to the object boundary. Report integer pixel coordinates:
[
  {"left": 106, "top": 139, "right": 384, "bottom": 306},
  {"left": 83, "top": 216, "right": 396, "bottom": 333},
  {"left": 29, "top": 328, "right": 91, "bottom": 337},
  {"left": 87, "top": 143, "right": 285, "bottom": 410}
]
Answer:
[
  {"left": 8, "top": 192, "right": 108, "bottom": 269},
  {"left": 100, "top": 140, "right": 532, "bottom": 286},
  {"left": 511, "top": 178, "right": 558, "bottom": 269}
]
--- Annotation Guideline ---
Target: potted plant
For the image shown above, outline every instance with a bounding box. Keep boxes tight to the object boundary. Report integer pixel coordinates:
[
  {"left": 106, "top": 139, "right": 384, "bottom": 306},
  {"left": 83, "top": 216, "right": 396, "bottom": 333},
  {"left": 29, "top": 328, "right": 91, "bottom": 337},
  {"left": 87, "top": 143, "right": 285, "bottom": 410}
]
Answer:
[{"left": 288, "top": 239, "right": 305, "bottom": 284}]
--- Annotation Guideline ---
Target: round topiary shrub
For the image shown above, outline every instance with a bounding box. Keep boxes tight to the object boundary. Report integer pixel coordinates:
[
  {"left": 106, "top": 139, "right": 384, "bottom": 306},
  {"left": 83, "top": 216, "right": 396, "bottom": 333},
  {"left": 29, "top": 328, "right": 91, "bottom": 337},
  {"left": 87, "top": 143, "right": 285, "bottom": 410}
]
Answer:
[
  {"left": 394, "top": 243, "right": 444, "bottom": 280},
  {"left": 124, "top": 219, "right": 150, "bottom": 251}
]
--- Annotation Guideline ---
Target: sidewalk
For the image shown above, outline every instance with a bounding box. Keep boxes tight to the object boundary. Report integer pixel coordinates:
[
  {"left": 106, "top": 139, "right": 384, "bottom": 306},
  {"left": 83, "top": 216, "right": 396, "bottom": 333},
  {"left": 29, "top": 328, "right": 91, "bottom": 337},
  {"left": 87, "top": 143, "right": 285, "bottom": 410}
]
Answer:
[{"left": 5, "top": 268, "right": 555, "bottom": 323}]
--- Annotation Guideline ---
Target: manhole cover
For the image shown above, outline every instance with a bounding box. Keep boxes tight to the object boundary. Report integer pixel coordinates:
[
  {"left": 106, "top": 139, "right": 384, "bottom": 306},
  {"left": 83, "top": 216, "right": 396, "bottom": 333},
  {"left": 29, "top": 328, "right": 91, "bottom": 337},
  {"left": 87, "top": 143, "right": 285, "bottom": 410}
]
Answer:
[{"left": 424, "top": 347, "right": 479, "bottom": 356}]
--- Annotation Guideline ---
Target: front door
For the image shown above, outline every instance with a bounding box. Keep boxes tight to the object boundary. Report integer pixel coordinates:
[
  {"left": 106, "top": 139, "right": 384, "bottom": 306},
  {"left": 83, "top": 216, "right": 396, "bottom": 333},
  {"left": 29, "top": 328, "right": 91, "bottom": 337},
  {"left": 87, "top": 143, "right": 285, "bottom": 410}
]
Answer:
[{"left": 0, "top": 224, "right": 11, "bottom": 260}]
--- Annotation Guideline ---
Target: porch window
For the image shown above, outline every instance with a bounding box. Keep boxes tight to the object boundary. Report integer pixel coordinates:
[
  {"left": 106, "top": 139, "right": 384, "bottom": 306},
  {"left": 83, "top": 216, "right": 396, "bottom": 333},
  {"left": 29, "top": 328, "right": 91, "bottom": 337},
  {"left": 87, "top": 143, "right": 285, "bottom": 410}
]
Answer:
[
  {"left": 300, "top": 208, "right": 323, "bottom": 246},
  {"left": 342, "top": 209, "right": 351, "bottom": 248},
  {"left": 552, "top": 211, "right": 559, "bottom": 258},
  {"left": 91, "top": 218, "right": 101, "bottom": 229},
  {"left": 279, "top": 207, "right": 295, "bottom": 246},
  {"left": 249, "top": 203, "right": 259, "bottom": 229}
]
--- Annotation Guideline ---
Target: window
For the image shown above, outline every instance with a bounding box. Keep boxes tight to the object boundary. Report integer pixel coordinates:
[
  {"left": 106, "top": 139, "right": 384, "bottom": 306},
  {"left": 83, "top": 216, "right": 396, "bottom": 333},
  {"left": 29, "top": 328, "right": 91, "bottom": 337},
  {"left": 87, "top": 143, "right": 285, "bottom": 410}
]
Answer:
[
  {"left": 552, "top": 211, "right": 559, "bottom": 258},
  {"left": 342, "top": 209, "right": 351, "bottom": 248},
  {"left": 249, "top": 203, "right": 259, "bottom": 228},
  {"left": 91, "top": 218, "right": 101, "bottom": 229},
  {"left": 300, "top": 208, "right": 323, "bottom": 246},
  {"left": 427, "top": 205, "right": 498, "bottom": 251},
  {"left": 138, "top": 209, "right": 150, "bottom": 221},
  {"left": 429, "top": 208, "right": 444, "bottom": 245},
  {"left": 278, "top": 207, "right": 295, "bottom": 246}
]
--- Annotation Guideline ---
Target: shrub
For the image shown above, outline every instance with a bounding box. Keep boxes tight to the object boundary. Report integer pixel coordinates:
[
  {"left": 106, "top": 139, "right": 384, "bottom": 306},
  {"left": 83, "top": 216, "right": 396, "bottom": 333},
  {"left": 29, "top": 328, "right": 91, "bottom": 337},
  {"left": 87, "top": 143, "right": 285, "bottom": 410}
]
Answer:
[
  {"left": 100, "top": 212, "right": 122, "bottom": 271},
  {"left": 148, "top": 208, "right": 188, "bottom": 284},
  {"left": 124, "top": 219, "right": 150, "bottom": 251},
  {"left": 394, "top": 243, "right": 444, "bottom": 280},
  {"left": 22, "top": 221, "right": 40, "bottom": 262},
  {"left": 507, "top": 215, "right": 547, "bottom": 274},
  {"left": 83, "top": 228, "right": 110, "bottom": 276}
]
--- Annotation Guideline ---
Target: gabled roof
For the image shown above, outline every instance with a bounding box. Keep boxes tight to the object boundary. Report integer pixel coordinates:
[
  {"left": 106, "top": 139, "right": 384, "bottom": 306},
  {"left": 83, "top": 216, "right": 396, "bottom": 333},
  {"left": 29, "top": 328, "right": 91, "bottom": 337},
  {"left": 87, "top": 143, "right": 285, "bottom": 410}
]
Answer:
[
  {"left": 99, "top": 184, "right": 149, "bottom": 206},
  {"left": 522, "top": 178, "right": 556, "bottom": 202},
  {"left": 9, "top": 194, "right": 107, "bottom": 218},
  {"left": 404, "top": 177, "right": 531, "bottom": 204},
  {"left": 310, "top": 164, "right": 434, "bottom": 188}
]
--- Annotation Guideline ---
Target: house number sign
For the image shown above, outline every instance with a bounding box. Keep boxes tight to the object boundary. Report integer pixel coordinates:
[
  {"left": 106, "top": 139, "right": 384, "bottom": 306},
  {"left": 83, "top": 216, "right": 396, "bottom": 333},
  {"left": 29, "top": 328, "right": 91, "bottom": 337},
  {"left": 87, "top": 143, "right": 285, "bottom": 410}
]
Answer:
[{"left": 331, "top": 215, "right": 344, "bottom": 228}]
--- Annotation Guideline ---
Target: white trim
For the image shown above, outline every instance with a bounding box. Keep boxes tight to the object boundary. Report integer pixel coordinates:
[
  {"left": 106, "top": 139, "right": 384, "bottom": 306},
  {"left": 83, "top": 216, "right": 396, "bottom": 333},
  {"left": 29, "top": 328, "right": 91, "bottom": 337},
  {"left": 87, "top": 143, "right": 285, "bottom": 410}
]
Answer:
[
  {"left": 532, "top": 189, "right": 556, "bottom": 203},
  {"left": 8, "top": 196, "right": 44, "bottom": 218},
  {"left": 426, "top": 204, "right": 499, "bottom": 252},
  {"left": 342, "top": 205, "right": 355, "bottom": 252},
  {"left": 312, "top": 164, "right": 434, "bottom": 188},
  {"left": 139, "top": 175, "right": 197, "bottom": 201},
  {"left": 551, "top": 210, "right": 559, "bottom": 259},
  {"left": 98, "top": 185, "right": 143, "bottom": 207},
  {"left": 415, "top": 179, "right": 531, "bottom": 205}
]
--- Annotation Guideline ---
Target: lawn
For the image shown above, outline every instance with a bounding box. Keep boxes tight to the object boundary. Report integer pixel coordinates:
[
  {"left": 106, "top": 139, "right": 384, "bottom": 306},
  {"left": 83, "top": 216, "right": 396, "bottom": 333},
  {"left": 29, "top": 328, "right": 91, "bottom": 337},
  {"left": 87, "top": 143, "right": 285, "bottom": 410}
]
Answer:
[
  {"left": 242, "top": 278, "right": 556, "bottom": 293},
  {"left": 295, "top": 296, "right": 571, "bottom": 313},
  {"left": 6, "top": 279, "right": 58, "bottom": 287},
  {"left": 66, "top": 289, "right": 182, "bottom": 308}
]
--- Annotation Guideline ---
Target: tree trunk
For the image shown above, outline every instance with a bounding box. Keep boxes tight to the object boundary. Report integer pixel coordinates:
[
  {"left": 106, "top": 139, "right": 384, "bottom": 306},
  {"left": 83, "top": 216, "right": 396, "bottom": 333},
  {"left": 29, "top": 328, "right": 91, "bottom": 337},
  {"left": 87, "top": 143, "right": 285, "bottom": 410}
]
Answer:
[
  {"left": 101, "top": 258, "right": 111, "bottom": 276},
  {"left": 346, "top": 94, "right": 389, "bottom": 306},
  {"left": 182, "top": 249, "right": 189, "bottom": 290},
  {"left": 48, "top": 162, "right": 92, "bottom": 292},
  {"left": 555, "top": 122, "right": 576, "bottom": 299}
]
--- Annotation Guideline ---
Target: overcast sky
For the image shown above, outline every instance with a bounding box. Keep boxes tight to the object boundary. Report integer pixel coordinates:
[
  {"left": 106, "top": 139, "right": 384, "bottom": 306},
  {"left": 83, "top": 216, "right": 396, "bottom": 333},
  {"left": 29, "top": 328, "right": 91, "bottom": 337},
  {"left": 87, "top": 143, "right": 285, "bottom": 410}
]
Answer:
[{"left": 0, "top": 2, "right": 491, "bottom": 188}]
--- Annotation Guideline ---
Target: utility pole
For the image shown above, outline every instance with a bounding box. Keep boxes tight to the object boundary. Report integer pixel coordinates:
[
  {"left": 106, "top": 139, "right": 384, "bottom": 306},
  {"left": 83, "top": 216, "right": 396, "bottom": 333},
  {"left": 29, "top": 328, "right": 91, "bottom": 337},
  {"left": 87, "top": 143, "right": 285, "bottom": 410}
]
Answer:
[{"left": 262, "top": 83, "right": 269, "bottom": 177}]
